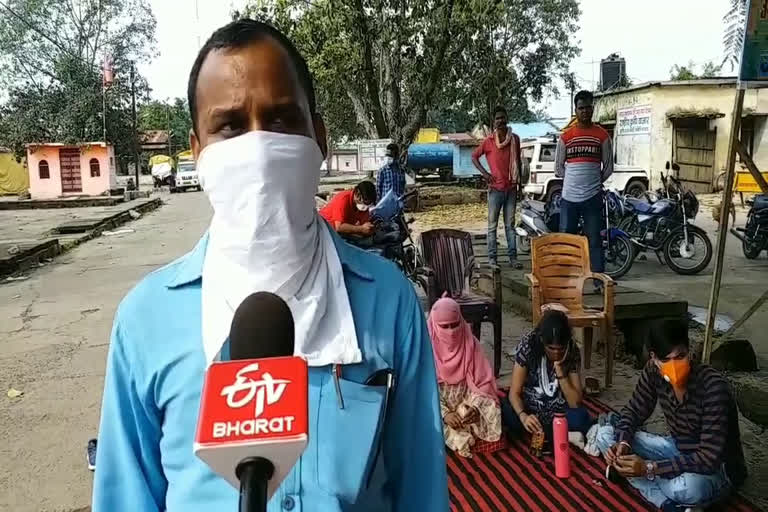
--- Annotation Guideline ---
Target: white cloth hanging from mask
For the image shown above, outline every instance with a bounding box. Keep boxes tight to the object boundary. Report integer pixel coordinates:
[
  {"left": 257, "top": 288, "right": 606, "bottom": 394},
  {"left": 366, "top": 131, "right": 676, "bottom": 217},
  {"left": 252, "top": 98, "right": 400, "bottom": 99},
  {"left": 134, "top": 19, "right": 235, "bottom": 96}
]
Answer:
[{"left": 198, "top": 130, "right": 361, "bottom": 367}]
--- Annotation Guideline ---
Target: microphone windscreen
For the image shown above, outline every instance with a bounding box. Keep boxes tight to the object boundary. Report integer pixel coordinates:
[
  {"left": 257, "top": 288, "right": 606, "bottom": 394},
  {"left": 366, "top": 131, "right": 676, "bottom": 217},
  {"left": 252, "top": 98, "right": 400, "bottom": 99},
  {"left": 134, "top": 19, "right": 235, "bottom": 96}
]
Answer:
[{"left": 229, "top": 292, "right": 295, "bottom": 361}]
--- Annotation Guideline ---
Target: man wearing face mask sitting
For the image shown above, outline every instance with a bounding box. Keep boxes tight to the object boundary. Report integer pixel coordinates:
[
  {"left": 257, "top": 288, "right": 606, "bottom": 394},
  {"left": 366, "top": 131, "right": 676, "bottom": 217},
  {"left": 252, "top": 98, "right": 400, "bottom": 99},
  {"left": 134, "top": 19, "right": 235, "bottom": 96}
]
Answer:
[
  {"left": 595, "top": 319, "right": 746, "bottom": 512},
  {"left": 320, "top": 180, "right": 377, "bottom": 238}
]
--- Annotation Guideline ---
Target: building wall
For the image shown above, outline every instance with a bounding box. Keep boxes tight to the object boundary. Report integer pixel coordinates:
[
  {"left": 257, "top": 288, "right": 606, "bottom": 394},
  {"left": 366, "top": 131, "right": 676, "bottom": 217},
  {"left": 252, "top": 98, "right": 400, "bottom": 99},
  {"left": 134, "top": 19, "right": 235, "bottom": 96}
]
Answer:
[
  {"left": 28, "top": 144, "right": 116, "bottom": 199},
  {"left": 28, "top": 146, "right": 64, "bottom": 199},
  {"left": 332, "top": 153, "right": 359, "bottom": 173},
  {"left": 594, "top": 84, "right": 768, "bottom": 190}
]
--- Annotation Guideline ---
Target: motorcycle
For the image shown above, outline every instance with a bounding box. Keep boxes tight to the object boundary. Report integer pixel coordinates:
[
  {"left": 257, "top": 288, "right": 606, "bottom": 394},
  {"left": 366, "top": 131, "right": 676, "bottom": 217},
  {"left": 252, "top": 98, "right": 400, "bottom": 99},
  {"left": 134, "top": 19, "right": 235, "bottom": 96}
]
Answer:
[
  {"left": 515, "top": 190, "right": 635, "bottom": 279},
  {"left": 366, "top": 189, "right": 429, "bottom": 291},
  {"left": 619, "top": 162, "right": 712, "bottom": 275},
  {"left": 730, "top": 194, "right": 768, "bottom": 259}
]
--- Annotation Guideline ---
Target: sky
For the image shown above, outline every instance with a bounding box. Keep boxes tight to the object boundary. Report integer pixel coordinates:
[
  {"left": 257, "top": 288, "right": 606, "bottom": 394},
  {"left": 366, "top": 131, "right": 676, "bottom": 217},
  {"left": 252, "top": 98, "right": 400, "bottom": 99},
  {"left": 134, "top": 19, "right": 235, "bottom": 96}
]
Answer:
[{"left": 145, "top": 0, "right": 731, "bottom": 120}]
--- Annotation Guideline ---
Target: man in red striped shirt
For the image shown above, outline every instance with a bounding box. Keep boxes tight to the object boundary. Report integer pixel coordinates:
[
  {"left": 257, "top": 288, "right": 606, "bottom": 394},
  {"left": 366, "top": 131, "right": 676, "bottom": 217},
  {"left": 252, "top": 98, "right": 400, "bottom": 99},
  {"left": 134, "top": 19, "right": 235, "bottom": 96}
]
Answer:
[
  {"left": 595, "top": 319, "right": 746, "bottom": 511},
  {"left": 555, "top": 90, "right": 613, "bottom": 278}
]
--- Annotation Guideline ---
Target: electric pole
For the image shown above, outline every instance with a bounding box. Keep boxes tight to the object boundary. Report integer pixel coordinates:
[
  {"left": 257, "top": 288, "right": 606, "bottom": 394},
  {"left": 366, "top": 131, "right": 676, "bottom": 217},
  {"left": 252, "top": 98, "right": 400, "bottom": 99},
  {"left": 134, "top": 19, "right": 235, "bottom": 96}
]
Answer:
[
  {"left": 166, "top": 100, "right": 173, "bottom": 156},
  {"left": 131, "top": 63, "right": 139, "bottom": 192}
]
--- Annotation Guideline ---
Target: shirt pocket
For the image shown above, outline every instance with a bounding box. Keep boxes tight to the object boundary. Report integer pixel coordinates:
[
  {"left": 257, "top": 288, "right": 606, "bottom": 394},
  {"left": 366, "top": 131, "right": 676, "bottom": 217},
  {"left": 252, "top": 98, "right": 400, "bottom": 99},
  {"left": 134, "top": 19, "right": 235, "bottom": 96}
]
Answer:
[{"left": 316, "top": 375, "right": 386, "bottom": 504}]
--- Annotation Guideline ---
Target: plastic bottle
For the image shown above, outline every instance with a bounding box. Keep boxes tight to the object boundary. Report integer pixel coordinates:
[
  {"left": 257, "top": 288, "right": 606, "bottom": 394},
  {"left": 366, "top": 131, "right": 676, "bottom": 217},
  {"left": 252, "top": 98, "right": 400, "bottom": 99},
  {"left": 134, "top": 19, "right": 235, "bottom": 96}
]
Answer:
[{"left": 553, "top": 412, "right": 570, "bottom": 478}]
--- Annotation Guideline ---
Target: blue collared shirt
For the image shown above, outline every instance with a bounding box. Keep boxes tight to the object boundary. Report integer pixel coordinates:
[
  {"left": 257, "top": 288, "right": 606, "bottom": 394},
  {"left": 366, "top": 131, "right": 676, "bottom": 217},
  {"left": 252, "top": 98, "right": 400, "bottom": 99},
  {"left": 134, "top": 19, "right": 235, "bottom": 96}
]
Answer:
[
  {"left": 376, "top": 162, "right": 406, "bottom": 201},
  {"left": 92, "top": 231, "right": 448, "bottom": 511}
]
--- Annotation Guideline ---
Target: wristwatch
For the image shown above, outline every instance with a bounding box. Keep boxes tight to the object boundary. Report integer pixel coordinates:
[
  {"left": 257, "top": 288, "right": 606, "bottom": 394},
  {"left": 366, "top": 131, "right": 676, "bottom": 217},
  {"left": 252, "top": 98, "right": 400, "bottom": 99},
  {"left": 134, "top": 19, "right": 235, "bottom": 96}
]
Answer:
[{"left": 645, "top": 461, "right": 656, "bottom": 481}]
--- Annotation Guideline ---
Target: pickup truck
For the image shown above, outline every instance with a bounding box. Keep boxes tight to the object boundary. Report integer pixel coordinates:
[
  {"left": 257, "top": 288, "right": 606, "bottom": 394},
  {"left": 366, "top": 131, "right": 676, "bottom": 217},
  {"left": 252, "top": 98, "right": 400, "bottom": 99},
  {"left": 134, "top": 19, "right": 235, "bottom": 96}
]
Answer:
[
  {"left": 170, "top": 154, "right": 201, "bottom": 193},
  {"left": 521, "top": 137, "right": 649, "bottom": 203}
]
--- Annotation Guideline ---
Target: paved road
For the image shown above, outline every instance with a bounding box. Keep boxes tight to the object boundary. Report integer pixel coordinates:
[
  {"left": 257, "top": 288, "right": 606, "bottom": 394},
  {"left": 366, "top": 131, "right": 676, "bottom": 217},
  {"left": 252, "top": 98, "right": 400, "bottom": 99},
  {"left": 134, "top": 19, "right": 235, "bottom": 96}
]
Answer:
[
  {"left": 0, "top": 191, "right": 211, "bottom": 512},
  {"left": 2, "top": 190, "right": 767, "bottom": 511},
  {"left": 620, "top": 203, "right": 768, "bottom": 367}
]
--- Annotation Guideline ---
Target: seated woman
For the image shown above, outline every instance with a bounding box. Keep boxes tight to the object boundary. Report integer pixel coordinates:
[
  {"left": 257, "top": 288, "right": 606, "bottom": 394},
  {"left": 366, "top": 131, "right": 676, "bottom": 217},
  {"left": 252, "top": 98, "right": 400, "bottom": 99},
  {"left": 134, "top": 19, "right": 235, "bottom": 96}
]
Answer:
[
  {"left": 501, "top": 309, "right": 593, "bottom": 442},
  {"left": 428, "top": 297, "right": 502, "bottom": 458}
]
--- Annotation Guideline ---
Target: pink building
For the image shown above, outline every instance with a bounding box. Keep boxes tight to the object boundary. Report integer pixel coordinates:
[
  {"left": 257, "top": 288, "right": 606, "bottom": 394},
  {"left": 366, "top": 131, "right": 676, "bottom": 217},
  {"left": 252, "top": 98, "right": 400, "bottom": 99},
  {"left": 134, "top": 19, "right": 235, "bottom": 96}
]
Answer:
[{"left": 27, "top": 142, "right": 117, "bottom": 200}]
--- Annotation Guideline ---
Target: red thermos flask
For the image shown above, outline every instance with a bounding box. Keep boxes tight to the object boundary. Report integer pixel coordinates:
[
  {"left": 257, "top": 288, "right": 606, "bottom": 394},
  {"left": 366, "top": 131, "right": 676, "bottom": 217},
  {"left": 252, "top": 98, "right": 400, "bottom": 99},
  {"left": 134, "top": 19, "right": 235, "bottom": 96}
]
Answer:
[{"left": 553, "top": 412, "right": 570, "bottom": 478}]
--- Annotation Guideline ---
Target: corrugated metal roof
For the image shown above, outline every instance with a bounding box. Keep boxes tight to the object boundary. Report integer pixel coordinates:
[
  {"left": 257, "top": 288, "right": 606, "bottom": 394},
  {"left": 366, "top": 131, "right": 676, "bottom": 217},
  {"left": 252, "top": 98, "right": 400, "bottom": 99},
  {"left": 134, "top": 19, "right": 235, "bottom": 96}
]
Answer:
[{"left": 595, "top": 77, "right": 738, "bottom": 97}]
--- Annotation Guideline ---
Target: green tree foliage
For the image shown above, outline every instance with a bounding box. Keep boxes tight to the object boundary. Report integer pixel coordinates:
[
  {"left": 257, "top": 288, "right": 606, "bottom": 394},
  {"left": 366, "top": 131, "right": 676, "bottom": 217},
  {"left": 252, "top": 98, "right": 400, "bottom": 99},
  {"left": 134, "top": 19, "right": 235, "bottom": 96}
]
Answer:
[
  {"left": 670, "top": 61, "right": 723, "bottom": 81},
  {"left": 236, "top": 0, "right": 579, "bottom": 145},
  {"left": 139, "top": 98, "right": 194, "bottom": 154},
  {"left": 0, "top": 0, "right": 156, "bottom": 169}
]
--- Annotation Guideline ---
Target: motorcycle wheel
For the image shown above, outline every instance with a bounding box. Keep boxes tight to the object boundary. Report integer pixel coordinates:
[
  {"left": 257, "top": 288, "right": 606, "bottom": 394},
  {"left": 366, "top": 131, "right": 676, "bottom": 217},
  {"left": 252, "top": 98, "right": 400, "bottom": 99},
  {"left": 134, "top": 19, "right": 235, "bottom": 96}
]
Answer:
[
  {"left": 604, "top": 234, "right": 634, "bottom": 279},
  {"left": 517, "top": 234, "right": 531, "bottom": 255},
  {"left": 663, "top": 225, "right": 713, "bottom": 275},
  {"left": 742, "top": 235, "right": 765, "bottom": 259}
]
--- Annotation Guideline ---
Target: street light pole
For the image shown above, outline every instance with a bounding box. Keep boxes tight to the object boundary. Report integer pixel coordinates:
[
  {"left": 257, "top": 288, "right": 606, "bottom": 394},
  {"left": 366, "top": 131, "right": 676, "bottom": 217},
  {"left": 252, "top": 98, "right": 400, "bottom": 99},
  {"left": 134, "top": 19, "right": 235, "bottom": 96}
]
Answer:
[{"left": 131, "top": 63, "right": 140, "bottom": 192}]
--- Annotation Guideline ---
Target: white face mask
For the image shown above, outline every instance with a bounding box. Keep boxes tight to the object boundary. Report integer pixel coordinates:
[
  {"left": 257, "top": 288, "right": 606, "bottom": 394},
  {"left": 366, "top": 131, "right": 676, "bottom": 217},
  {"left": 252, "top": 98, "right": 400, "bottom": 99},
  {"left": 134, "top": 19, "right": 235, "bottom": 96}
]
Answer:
[
  {"left": 198, "top": 131, "right": 362, "bottom": 367},
  {"left": 356, "top": 203, "right": 370, "bottom": 212},
  {"left": 385, "top": 156, "right": 395, "bottom": 165}
]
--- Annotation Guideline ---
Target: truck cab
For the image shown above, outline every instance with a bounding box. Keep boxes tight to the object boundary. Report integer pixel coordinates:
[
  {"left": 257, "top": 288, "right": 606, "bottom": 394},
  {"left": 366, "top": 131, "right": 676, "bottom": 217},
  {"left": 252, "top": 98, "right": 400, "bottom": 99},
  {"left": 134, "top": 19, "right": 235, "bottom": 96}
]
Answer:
[
  {"left": 170, "top": 154, "right": 200, "bottom": 193},
  {"left": 521, "top": 136, "right": 649, "bottom": 202}
]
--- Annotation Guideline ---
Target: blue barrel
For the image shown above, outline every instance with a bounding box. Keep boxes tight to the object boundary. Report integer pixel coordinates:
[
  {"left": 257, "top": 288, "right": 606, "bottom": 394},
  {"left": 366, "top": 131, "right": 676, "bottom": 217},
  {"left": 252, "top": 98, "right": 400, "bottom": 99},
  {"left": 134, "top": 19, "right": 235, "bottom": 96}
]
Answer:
[{"left": 406, "top": 143, "right": 454, "bottom": 170}]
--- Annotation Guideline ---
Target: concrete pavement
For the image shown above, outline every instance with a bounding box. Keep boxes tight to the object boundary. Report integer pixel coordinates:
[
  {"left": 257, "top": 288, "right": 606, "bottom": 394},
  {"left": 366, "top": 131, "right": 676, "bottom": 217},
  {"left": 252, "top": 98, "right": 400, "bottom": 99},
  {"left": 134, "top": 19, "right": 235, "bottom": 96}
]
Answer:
[
  {"left": 2, "top": 189, "right": 768, "bottom": 511},
  {"left": 0, "top": 191, "right": 211, "bottom": 512}
]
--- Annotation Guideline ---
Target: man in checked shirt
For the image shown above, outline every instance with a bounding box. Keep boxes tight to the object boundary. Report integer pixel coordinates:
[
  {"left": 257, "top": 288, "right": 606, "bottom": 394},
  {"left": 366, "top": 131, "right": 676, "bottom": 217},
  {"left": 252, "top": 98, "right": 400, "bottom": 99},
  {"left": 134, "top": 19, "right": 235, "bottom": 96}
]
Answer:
[{"left": 595, "top": 319, "right": 747, "bottom": 512}]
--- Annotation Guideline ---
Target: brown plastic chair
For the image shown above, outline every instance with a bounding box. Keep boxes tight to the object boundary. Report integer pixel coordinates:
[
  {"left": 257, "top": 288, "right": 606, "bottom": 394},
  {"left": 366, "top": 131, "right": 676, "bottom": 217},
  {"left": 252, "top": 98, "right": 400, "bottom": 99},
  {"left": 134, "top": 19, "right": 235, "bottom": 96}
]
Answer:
[
  {"left": 421, "top": 229, "right": 503, "bottom": 376},
  {"left": 527, "top": 233, "right": 616, "bottom": 387}
]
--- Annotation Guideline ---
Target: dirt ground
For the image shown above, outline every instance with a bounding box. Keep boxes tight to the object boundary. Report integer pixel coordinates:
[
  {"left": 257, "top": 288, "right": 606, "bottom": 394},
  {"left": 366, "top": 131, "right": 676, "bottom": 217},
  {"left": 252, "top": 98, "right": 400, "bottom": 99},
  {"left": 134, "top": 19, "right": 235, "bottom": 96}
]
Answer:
[{"left": 418, "top": 196, "right": 768, "bottom": 511}]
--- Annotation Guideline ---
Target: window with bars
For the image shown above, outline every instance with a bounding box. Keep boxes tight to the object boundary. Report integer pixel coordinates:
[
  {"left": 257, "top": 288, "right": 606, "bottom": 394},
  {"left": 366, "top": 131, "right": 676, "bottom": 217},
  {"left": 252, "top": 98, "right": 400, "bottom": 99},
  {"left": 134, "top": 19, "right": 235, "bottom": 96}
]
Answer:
[
  {"left": 39, "top": 160, "right": 50, "bottom": 179},
  {"left": 90, "top": 158, "right": 101, "bottom": 177}
]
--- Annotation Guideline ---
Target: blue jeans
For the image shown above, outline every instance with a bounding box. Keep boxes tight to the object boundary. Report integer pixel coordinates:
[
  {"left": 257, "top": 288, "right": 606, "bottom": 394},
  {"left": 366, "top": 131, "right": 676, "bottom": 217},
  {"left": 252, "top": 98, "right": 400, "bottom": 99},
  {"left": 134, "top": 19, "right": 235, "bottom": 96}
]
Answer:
[
  {"left": 595, "top": 425, "right": 731, "bottom": 508},
  {"left": 559, "top": 193, "right": 604, "bottom": 273},
  {"left": 488, "top": 188, "right": 517, "bottom": 263},
  {"left": 500, "top": 396, "right": 594, "bottom": 437}
]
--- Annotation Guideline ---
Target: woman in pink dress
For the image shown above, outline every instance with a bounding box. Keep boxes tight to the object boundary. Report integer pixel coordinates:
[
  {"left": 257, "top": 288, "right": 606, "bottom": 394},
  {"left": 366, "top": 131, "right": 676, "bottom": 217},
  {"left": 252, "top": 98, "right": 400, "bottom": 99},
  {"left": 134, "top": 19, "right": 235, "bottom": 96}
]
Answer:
[{"left": 428, "top": 297, "right": 502, "bottom": 457}]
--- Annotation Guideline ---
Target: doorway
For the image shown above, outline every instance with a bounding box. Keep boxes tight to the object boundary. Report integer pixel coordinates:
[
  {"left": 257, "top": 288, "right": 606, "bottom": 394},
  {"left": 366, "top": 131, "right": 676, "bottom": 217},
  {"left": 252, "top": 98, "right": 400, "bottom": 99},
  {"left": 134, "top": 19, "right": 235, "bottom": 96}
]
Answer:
[
  {"left": 59, "top": 148, "right": 82, "bottom": 193},
  {"left": 672, "top": 118, "right": 716, "bottom": 193}
]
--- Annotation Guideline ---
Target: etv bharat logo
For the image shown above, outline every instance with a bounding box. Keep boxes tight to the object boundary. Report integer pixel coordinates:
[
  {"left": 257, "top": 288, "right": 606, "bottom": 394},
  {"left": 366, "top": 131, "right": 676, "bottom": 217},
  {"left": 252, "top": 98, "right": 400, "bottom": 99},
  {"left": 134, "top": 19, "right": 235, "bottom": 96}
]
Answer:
[{"left": 220, "top": 363, "right": 291, "bottom": 418}]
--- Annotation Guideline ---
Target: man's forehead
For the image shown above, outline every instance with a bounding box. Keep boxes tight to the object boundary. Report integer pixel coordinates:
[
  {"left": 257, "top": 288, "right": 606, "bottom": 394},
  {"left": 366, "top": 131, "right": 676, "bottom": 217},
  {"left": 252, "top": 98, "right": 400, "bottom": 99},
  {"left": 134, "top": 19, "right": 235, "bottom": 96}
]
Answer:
[{"left": 195, "top": 40, "right": 307, "bottom": 112}]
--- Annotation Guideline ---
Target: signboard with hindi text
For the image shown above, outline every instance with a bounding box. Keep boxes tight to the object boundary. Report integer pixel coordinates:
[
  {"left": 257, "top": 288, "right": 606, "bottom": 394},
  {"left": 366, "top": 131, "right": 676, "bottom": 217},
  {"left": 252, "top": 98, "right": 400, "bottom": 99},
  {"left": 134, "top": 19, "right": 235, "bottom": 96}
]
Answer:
[
  {"left": 739, "top": 0, "right": 768, "bottom": 87},
  {"left": 616, "top": 105, "right": 652, "bottom": 136}
]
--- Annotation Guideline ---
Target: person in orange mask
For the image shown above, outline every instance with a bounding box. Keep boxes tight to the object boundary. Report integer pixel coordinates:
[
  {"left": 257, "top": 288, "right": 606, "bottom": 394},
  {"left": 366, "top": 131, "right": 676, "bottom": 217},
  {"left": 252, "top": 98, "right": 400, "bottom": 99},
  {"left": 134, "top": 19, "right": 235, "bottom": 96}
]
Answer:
[{"left": 593, "top": 319, "right": 747, "bottom": 512}]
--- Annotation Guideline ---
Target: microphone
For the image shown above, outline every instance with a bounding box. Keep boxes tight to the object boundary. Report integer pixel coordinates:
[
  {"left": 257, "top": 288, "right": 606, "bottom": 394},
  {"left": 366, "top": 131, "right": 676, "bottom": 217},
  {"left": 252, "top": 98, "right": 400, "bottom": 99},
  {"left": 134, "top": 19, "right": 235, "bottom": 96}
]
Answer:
[{"left": 194, "top": 292, "right": 308, "bottom": 512}]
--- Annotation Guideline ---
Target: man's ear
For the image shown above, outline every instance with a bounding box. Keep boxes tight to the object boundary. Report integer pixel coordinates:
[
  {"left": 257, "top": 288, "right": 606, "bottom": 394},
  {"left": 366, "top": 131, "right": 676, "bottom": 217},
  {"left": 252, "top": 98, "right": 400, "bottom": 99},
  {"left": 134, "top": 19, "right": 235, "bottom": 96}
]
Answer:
[
  {"left": 190, "top": 129, "right": 201, "bottom": 161},
  {"left": 313, "top": 114, "right": 328, "bottom": 159}
]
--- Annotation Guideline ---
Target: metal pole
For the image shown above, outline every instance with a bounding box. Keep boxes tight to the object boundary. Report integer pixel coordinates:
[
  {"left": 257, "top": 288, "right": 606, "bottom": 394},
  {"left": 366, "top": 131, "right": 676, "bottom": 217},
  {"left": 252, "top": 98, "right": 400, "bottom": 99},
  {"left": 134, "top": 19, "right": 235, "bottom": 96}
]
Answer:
[
  {"left": 703, "top": 88, "right": 745, "bottom": 363},
  {"left": 167, "top": 101, "right": 172, "bottom": 156},
  {"left": 102, "top": 85, "right": 107, "bottom": 142},
  {"left": 195, "top": 0, "right": 201, "bottom": 49},
  {"left": 131, "top": 63, "right": 139, "bottom": 192}
]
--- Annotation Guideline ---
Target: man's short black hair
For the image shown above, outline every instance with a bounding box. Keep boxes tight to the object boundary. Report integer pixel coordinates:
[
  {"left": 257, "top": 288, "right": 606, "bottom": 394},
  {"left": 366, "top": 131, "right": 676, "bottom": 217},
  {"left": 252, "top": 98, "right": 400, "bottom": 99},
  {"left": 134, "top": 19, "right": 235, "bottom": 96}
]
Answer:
[
  {"left": 574, "top": 90, "right": 594, "bottom": 107},
  {"left": 187, "top": 19, "right": 317, "bottom": 135},
  {"left": 647, "top": 318, "right": 689, "bottom": 359},
  {"left": 494, "top": 106, "right": 507, "bottom": 117},
  {"left": 354, "top": 180, "right": 377, "bottom": 204},
  {"left": 386, "top": 143, "right": 400, "bottom": 156}
]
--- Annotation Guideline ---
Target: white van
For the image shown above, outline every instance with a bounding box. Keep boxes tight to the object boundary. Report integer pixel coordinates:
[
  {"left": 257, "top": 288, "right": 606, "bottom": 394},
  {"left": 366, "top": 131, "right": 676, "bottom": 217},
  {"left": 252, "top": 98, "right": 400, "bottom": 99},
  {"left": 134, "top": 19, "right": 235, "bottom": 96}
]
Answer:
[
  {"left": 521, "top": 137, "right": 649, "bottom": 202},
  {"left": 170, "top": 159, "right": 201, "bottom": 193}
]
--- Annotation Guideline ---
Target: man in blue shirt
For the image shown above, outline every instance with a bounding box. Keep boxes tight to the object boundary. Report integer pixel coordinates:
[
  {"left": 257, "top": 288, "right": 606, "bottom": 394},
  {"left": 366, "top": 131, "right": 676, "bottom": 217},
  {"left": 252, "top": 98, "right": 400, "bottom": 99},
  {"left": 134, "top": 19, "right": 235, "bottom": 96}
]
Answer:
[
  {"left": 376, "top": 143, "right": 406, "bottom": 202},
  {"left": 92, "top": 19, "right": 448, "bottom": 512}
]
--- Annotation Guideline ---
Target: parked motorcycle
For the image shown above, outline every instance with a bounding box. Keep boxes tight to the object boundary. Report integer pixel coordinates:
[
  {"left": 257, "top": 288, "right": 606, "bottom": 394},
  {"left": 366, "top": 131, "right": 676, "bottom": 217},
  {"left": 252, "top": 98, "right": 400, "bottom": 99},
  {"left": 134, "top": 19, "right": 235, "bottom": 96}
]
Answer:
[
  {"left": 516, "top": 190, "right": 635, "bottom": 279},
  {"left": 730, "top": 194, "right": 768, "bottom": 259},
  {"left": 367, "top": 189, "right": 429, "bottom": 290},
  {"left": 619, "top": 162, "right": 712, "bottom": 275}
]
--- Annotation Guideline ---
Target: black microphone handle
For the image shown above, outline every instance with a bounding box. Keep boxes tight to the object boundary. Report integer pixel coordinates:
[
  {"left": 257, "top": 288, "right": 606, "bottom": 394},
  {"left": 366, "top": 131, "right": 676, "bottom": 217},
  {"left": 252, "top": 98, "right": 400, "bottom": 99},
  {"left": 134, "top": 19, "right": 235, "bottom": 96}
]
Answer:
[{"left": 236, "top": 457, "right": 275, "bottom": 512}]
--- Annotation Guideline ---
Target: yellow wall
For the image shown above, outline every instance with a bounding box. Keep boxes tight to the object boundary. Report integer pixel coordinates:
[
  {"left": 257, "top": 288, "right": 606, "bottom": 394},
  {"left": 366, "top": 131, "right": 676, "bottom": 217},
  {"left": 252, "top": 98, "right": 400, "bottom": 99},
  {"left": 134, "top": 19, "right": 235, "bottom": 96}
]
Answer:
[
  {"left": 0, "top": 152, "right": 28, "bottom": 195},
  {"left": 594, "top": 83, "right": 768, "bottom": 190}
]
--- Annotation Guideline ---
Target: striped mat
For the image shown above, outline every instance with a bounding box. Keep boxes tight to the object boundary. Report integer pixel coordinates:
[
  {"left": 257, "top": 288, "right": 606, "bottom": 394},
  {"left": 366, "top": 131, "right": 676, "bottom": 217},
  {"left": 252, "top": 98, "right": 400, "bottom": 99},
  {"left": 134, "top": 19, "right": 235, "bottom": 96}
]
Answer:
[{"left": 447, "top": 398, "right": 759, "bottom": 512}]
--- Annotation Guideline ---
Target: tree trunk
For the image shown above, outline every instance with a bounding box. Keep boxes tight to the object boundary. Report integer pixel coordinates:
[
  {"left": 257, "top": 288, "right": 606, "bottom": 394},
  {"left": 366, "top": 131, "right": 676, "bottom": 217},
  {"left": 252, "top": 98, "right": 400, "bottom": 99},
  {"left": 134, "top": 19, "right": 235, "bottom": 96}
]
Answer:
[
  {"left": 352, "top": 0, "right": 388, "bottom": 138},
  {"left": 400, "top": 0, "right": 456, "bottom": 145}
]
